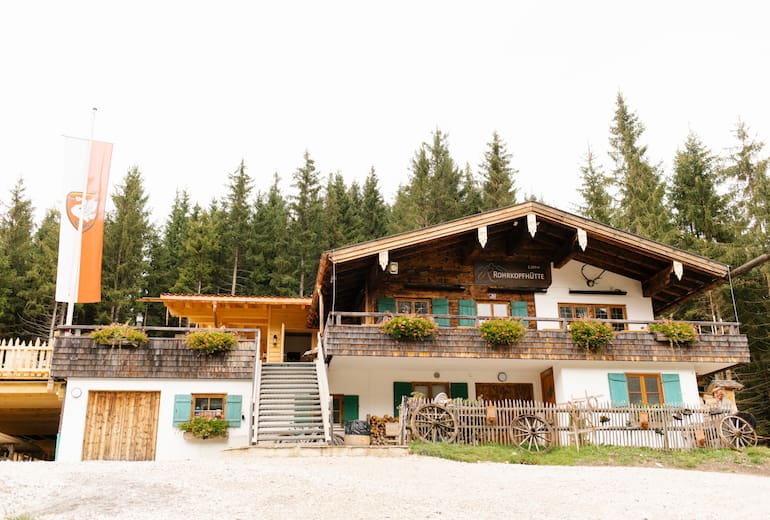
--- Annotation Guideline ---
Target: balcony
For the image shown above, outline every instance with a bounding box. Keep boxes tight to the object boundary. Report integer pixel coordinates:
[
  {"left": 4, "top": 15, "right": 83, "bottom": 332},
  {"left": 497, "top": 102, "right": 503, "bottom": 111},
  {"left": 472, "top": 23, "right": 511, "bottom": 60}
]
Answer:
[
  {"left": 323, "top": 313, "right": 750, "bottom": 364},
  {"left": 0, "top": 338, "right": 52, "bottom": 380}
]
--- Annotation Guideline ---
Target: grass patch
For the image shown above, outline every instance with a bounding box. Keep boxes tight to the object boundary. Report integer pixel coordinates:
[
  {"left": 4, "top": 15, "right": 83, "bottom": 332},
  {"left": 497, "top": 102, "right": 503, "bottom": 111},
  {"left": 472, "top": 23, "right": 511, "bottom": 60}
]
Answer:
[{"left": 409, "top": 441, "right": 770, "bottom": 473}]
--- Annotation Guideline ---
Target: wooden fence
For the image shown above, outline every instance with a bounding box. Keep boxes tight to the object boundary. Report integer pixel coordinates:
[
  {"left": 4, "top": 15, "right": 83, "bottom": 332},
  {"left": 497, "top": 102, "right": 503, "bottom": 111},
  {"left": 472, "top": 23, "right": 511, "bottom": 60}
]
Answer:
[
  {"left": 402, "top": 398, "right": 736, "bottom": 450},
  {"left": 0, "top": 338, "right": 52, "bottom": 380}
]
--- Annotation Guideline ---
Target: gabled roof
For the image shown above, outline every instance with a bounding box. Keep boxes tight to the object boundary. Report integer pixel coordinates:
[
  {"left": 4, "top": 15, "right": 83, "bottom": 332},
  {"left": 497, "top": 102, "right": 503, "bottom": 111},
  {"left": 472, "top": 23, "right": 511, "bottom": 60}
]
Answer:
[{"left": 313, "top": 201, "right": 729, "bottom": 316}]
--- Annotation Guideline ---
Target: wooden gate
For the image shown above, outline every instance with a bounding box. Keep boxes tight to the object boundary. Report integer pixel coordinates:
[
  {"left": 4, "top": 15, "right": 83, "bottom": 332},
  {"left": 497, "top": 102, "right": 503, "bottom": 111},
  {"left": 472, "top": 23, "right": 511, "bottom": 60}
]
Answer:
[{"left": 82, "top": 391, "right": 160, "bottom": 461}]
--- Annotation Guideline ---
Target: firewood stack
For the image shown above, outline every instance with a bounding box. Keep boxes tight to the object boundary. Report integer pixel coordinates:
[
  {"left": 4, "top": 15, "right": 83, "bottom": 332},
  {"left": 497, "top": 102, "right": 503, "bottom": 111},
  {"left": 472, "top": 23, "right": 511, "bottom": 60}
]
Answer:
[{"left": 368, "top": 415, "right": 400, "bottom": 445}]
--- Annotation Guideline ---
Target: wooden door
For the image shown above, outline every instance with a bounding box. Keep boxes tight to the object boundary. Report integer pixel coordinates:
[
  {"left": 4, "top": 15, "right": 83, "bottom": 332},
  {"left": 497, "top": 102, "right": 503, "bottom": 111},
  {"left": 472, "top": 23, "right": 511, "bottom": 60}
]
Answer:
[
  {"left": 82, "top": 391, "right": 160, "bottom": 461},
  {"left": 540, "top": 368, "right": 556, "bottom": 404},
  {"left": 475, "top": 383, "right": 533, "bottom": 402}
]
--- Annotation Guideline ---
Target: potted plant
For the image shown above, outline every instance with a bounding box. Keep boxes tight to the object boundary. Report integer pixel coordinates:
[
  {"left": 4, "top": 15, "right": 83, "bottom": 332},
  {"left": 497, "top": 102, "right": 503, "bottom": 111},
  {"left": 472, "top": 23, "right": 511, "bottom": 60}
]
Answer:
[
  {"left": 178, "top": 416, "right": 229, "bottom": 439},
  {"left": 90, "top": 323, "right": 148, "bottom": 347},
  {"left": 381, "top": 315, "right": 438, "bottom": 341},
  {"left": 479, "top": 319, "right": 527, "bottom": 348},
  {"left": 569, "top": 320, "right": 615, "bottom": 353},
  {"left": 649, "top": 320, "right": 697, "bottom": 346},
  {"left": 185, "top": 328, "right": 238, "bottom": 355}
]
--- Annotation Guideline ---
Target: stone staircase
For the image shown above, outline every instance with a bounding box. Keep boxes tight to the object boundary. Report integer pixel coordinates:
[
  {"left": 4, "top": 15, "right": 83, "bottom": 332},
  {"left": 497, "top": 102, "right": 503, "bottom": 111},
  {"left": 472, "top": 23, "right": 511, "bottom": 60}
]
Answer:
[{"left": 253, "top": 362, "right": 327, "bottom": 445}]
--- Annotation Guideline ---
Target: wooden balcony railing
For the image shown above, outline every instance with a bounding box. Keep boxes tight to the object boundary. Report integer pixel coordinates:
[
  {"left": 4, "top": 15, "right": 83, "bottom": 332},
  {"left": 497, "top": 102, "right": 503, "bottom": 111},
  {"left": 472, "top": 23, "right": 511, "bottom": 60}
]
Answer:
[
  {"left": 0, "top": 338, "right": 53, "bottom": 380},
  {"left": 323, "top": 313, "right": 749, "bottom": 363}
]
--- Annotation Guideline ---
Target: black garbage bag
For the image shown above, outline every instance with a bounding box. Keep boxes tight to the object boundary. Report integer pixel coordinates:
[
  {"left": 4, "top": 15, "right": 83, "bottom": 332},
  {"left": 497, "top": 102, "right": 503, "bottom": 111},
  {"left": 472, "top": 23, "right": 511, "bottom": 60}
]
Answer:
[{"left": 344, "top": 420, "right": 370, "bottom": 435}]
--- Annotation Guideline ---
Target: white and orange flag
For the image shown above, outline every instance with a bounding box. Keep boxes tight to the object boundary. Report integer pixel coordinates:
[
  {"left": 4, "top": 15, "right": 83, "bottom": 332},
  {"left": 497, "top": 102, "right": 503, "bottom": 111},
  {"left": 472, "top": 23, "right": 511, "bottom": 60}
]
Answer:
[{"left": 55, "top": 137, "right": 113, "bottom": 303}]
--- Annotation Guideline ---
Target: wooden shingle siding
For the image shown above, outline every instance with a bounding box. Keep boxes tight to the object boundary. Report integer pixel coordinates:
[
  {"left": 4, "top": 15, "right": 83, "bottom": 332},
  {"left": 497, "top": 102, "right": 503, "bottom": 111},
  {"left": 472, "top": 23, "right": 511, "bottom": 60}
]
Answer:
[
  {"left": 51, "top": 338, "right": 256, "bottom": 379},
  {"left": 324, "top": 326, "right": 750, "bottom": 363}
]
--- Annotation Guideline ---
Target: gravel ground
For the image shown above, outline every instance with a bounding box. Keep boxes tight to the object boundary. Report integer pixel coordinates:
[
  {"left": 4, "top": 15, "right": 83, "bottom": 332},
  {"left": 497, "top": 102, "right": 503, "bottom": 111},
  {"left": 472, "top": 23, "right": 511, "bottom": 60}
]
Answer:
[{"left": 2, "top": 455, "right": 769, "bottom": 520}]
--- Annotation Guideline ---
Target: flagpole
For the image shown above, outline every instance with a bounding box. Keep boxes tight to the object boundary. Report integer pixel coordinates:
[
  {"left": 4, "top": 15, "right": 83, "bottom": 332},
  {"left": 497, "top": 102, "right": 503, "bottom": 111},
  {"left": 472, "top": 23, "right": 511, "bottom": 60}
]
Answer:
[{"left": 65, "top": 107, "right": 97, "bottom": 327}]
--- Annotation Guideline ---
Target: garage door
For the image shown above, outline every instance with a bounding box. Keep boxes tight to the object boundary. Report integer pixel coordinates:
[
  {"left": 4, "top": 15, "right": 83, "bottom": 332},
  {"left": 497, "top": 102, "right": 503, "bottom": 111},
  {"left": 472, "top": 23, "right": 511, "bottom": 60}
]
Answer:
[{"left": 82, "top": 391, "right": 160, "bottom": 461}]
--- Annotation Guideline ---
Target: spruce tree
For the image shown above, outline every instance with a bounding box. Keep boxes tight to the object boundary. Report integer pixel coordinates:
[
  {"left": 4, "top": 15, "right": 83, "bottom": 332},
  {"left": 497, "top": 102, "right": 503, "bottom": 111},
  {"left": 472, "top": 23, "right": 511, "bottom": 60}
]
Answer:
[
  {"left": 223, "top": 160, "right": 254, "bottom": 295},
  {"left": 146, "top": 190, "right": 191, "bottom": 297},
  {"left": 173, "top": 204, "right": 218, "bottom": 294},
  {"left": 19, "top": 209, "right": 61, "bottom": 339},
  {"left": 480, "top": 131, "right": 517, "bottom": 210},
  {"left": 0, "top": 179, "right": 35, "bottom": 337},
  {"left": 459, "top": 162, "right": 483, "bottom": 216},
  {"left": 289, "top": 151, "right": 323, "bottom": 297},
  {"left": 359, "top": 167, "right": 389, "bottom": 240},
  {"left": 608, "top": 93, "right": 672, "bottom": 241},
  {"left": 98, "top": 166, "right": 154, "bottom": 323},
  {"left": 577, "top": 147, "right": 613, "bottom": 224}
]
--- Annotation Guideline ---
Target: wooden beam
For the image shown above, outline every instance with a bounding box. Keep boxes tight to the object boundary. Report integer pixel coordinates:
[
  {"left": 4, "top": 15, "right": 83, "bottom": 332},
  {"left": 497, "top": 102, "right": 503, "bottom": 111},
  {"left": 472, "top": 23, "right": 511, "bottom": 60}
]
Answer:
[
  {"left": 643, "top": 264, "right": 674, "bottom": 297},
  {"left": 731, "top": 252, "right": 770, "bottom": 277},
  {"left": 506, "top": 220, "right": 529, "bottom": 256},
  {"left": 553, "top": 231, "right": 578, "bottom": 268}
]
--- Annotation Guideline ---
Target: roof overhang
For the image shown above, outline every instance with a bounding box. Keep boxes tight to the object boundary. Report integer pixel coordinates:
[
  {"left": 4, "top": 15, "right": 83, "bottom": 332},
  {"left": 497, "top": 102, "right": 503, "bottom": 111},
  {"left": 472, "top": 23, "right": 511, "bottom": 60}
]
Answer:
[{"left": 312, "top": 201, "right": 730, "bottom": 317}]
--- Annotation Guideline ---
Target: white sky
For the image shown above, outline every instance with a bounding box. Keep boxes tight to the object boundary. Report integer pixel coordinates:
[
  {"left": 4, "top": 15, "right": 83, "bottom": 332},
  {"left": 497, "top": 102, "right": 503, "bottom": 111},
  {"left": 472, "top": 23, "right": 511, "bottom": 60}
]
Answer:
[{"left": 2, "top": 1, "right": 770, "bottom": 225}]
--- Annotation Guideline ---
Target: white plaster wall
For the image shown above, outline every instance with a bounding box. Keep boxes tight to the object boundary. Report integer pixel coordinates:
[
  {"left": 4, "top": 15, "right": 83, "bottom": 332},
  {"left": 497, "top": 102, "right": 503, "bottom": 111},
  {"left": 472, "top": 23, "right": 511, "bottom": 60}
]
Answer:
[
  {"left": 58, "top": 378, "right": 252, "bottom": 462},
  {"left": 327, "top": 357, "right": 544, "bottom": 419},
  {"left": 535, "top": 260, "right": 654, "bottom": 330},
  {"left": 555, "top": 365, "right": 701, "bottom": 406}
]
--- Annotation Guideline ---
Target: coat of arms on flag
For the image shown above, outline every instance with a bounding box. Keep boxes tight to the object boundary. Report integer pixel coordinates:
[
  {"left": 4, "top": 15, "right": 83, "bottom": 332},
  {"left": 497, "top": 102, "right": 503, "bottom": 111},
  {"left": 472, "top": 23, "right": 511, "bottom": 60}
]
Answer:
[{"left": 66, "top": 191, "right": 100, "bottom": 231}]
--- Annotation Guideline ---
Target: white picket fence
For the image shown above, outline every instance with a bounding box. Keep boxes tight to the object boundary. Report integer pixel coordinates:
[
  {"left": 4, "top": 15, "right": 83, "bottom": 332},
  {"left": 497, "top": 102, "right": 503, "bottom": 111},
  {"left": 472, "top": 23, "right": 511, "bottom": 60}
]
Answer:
[{"left": 0, "top": 338, "right": 52, "bottom": 379}]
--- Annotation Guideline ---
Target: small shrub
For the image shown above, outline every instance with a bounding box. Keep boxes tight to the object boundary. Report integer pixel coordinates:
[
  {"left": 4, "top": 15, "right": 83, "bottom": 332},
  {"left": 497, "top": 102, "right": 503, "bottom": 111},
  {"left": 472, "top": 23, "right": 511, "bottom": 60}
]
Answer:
[
  {"left": 185, "top": 329, "right": 238, "bottom": 354},
  {"left": 381, "top": 315, "right": 438, "bottom": 341},
  {"left": 649, "top": 320, "right": 697, "bottom": 346},
  {"left": 479, "top": 319, "right": 527, "bottom": 347},
  {"left": 569, "top": 320, "right": 614, "bottom": 353},
  {"left": 90, "top": 323, "right": 148, "bottom": 347},
  {"left": 178, "top": 416, "right": 229, "bottom": 439}
]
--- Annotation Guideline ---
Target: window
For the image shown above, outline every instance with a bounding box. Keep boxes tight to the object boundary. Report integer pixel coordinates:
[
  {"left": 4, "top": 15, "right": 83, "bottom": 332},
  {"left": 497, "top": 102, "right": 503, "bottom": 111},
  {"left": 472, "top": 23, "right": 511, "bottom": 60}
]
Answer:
[
  {"left": 332, "top": 394, "right": 359, "bottom": 425},
  {"left": 477, "top": 302, "right": 510, "bottom": 320},
  {"left": 412, "top": 382, "right": 450, "bottom": 400},
  {"left": 559, "top": 303, "right": 627, "bottom": 331},
  {"left": 192, "top": 394, "right": 225, "bottom": 419},
  {"left": 396, "top": 299, "right": 430, "bottom": 314},
  {"left": 626, "top": 374, "right": 663, "bottom": 405}
]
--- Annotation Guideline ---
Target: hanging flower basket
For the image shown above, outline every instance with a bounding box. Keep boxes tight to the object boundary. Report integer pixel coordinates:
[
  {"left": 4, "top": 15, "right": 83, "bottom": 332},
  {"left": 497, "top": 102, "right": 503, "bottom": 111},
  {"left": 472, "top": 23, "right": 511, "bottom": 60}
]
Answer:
[
  {"left": 569, "top": 320, "right": 614, "bottom": 353},
  {"left": 381, "top": 316, "right": 437, "bottom": 341},
  {"left": 479, "top": 319, "right": 527, "bottom": 348},
  {"left": 649, "top": 320, "right": 697, "bottom": 346},
  {"left": 90, "top": 323, "right": 148, "bottom": 347}
]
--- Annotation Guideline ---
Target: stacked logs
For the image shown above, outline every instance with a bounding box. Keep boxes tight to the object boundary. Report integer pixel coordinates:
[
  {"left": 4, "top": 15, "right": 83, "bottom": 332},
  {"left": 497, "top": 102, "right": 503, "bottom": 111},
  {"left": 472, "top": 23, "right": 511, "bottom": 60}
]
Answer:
[{"left": 368, "top": 415, "right": 400, "bottom": 445}]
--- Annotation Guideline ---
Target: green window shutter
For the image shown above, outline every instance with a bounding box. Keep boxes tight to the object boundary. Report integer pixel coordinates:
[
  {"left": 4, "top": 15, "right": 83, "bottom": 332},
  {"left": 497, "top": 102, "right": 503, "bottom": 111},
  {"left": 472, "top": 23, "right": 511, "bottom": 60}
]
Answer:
[
  {"left": 343, "top": 395, "right": 359, "bottom": 422},
  {"left": 458, "top": 299, "right": 476, "bottom": 326},
  {"left": 432, "top": 298, "right": 450, "bottom": 327},
  {"left": 225, "top": 394, "right": 243, "bottom": 427},
  {"left": 377, "top": 297, "right": 396, "bottom": 313},
  {"left": 511, "top": 300, "right": 529, "bottom": 327},
  {"left": 450, "top": 382, "right": 469, "bottom": 400},
  {"left": 173, "top": 394, "right": 192, "bottom": 426},
  {"left": 393, "top": 381, "right": 412, "bottom": 417},
  {"left": 661, "top": 374, "right": 683, "bottom": 406},
  {"left": 607, "top": 373, "right": 628, "bottom": 406}
]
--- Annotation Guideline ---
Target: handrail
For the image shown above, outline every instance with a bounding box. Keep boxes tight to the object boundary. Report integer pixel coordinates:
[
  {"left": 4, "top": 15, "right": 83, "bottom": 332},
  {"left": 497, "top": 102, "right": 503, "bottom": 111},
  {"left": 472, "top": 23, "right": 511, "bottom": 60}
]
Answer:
[
  {"left": 249, "top": 329, "right": 262, "bottom": 445},
  {"left": 315, "top": 331, "right": 332, "bottom": 444},
  {"left": 0, "top": 338, "right": 52, "bottom": 380},
  {"left": 326, "top": 311, "right": 742, "bottom": 335}
]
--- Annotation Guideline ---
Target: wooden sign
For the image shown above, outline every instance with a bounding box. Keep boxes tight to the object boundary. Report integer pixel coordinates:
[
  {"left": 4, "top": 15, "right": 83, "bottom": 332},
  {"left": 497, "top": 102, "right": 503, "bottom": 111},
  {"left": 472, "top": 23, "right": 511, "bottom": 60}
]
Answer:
[{"left": 474, "top": 262, "right": 551, "bottom": 289}]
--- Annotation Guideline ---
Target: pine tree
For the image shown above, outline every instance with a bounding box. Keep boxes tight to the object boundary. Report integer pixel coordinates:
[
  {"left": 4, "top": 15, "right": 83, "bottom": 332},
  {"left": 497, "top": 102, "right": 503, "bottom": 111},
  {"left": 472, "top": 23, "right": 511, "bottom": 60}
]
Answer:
[
  {"left": 223, "top": 160, "right": 254, "bottom": 295},
  {"left": 0, "top": 179, "right": 35, "bottom": 337},
  {"left": 577, "top": 147, "right": 613, "bottom": 224},
  {"left": 608, "top": 93, "right": 672, "bottom": 241},
  {"left": 98, "top": 166, "right": 154, "bottom": 323},
  {"left": 146, "top": 190, "right": 191, "bottom": 298},
  {"left": 18, "top": 209, "right": 61, "bottom": 339},
  {"left": 290, "top": 151, "right": 324, "bottom": 297},
  {"left": 359, "top": 167, "right": 389, "bottom": 240},
  {"left": 173, "top": 204, "right": 218, "bottom": 294},
  {"left": 480, "top": 131, "right": 517, "bottom": 210},
  {"left": 459, "top": 163, "right": 483, "bottom": 216},
  {"left": 670, "top": 133, "right": 731, "bottom": 243}
]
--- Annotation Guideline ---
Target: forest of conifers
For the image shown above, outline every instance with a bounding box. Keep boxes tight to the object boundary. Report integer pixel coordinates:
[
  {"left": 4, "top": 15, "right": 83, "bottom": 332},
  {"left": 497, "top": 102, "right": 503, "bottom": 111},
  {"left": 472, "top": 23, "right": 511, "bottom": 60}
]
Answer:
[{"left": 1, "top": 93, "right": 769, "bottom": 436}]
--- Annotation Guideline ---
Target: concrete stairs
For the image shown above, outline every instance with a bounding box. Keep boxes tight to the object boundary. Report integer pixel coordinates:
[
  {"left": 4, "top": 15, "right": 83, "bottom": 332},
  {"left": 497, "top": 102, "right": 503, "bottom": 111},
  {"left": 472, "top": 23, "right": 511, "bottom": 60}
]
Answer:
[{"left": 253, "top": 362, "right": 326, "bottom": 445}]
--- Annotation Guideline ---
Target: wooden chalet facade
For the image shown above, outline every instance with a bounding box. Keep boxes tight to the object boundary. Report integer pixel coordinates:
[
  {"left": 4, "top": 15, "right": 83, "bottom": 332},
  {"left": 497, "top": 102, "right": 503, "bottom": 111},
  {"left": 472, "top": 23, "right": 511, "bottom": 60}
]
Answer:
[
  {"left": 47, "top": 201, "right": 750, "bottom": 460},
  {"left": 313, "top": 202, "right": 749, "bottom": 422}
]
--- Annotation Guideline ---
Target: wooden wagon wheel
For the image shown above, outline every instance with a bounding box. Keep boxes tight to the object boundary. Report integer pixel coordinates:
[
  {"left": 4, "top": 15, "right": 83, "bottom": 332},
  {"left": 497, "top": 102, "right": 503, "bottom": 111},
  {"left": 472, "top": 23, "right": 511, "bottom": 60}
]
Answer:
[
  {"left": 510, "top": 414, "right": 554, "bottom": 453},
  {"left": 410, "top": 403, "right": 459, "bottom": 443},
  {"left": 718, "top": 415, "right": 758, "bottom": 450}
]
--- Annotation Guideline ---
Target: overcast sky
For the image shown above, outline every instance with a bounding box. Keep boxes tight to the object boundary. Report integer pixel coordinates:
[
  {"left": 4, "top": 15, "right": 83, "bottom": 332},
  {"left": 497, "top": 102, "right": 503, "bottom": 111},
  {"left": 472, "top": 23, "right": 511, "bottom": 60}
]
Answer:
[{"left": 2, "top": 1, "right": 770, "bottom": 225}]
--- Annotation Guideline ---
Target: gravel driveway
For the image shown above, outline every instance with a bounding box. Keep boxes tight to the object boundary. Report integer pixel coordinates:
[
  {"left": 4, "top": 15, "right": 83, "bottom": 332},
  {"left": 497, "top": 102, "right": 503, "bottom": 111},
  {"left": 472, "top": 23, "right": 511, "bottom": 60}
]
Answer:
[{"left": 2, "top": 455, "right": 769, "bottom": 519}]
